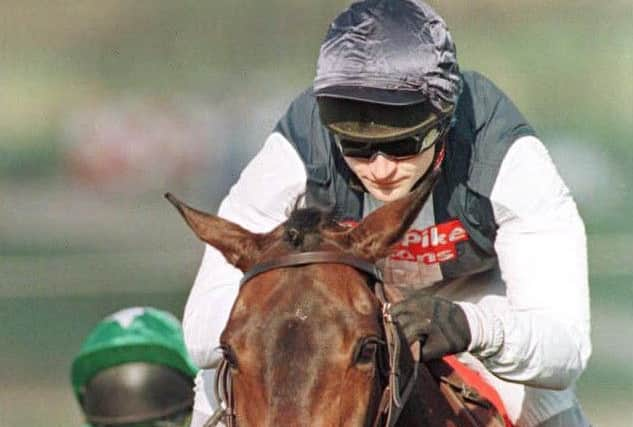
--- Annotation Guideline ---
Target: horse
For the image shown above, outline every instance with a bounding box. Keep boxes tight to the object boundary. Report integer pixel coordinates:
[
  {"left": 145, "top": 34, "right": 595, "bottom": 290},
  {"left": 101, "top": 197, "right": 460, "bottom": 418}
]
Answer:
[{"left": 166, "top": 168, "right": 507, "bottom": 427}]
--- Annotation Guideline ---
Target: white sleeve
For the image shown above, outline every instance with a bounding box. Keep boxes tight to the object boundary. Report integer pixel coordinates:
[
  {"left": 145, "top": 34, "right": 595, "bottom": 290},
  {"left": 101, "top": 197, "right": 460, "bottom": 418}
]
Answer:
[
  {"left": 459, "top": 136, "right": 591, "bottom": 390},
  {"left": 182, "top": 131, "right": 307, "bottom": 368}
]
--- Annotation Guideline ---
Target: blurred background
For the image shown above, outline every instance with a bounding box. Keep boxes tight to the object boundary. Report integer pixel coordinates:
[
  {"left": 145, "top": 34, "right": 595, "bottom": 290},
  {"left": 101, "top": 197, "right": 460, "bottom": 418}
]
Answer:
[{"left": 1, "top": 0, "right": 631, "bottom": 425}]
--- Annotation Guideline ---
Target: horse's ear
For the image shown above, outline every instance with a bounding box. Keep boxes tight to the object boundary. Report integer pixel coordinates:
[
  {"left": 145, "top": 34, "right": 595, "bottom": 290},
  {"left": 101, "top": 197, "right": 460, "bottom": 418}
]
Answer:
[
  {"left": 165, "top": 193, "right": 262, "bottom": 272},
  {"left": 346, "top": 169, "right": 440, "bottom": 261}
]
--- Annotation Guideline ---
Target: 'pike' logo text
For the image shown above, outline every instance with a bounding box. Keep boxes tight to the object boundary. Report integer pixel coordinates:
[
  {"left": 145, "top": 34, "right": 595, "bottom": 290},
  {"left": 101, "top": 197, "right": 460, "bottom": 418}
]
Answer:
[{"left": 390, "top": 220, "right": 469, "bottom": 264}]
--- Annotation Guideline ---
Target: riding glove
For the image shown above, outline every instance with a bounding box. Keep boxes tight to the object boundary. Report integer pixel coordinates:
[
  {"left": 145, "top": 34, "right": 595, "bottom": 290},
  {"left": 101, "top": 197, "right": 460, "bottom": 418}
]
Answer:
[{"left": 389, "top": 291, "right": 471, "bottom": 362}]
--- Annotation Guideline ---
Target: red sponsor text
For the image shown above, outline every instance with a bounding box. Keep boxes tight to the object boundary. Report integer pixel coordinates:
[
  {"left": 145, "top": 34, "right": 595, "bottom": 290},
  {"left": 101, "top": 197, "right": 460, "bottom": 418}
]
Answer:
[{"left": 390, "top": 219, "right": 469, "bottom": 264}]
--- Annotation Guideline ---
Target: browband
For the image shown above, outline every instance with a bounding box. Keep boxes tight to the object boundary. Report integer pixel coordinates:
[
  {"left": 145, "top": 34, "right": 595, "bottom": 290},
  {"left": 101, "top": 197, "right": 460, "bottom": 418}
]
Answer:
[{"left": 240, "top": 251, "right": 383, "bottom": 287}]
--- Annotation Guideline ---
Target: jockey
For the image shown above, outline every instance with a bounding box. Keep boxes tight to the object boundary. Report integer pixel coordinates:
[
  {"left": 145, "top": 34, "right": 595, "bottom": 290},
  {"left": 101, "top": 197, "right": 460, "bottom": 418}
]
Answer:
[
  {"left": 183, "top": 1, "right": 591, "bottom": 426},
  {"left": 71, "top": 307, "right": 198, "bottom": 427}
]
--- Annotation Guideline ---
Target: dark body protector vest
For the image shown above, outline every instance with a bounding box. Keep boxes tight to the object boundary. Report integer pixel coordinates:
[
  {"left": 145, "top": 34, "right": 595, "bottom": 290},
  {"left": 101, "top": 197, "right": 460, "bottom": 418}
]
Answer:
[{"left": 274, "top": 71, "right": 536, "bottom": 282}]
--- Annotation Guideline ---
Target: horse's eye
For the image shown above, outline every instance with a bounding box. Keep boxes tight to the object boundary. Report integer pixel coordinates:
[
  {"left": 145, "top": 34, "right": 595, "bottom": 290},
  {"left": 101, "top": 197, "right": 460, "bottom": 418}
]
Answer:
[
  {"left": 353, "top": 337, "right": 383, "bottom": 365},
  {"left": 220, "top": 345, "right": 239, "bottom": 369}
]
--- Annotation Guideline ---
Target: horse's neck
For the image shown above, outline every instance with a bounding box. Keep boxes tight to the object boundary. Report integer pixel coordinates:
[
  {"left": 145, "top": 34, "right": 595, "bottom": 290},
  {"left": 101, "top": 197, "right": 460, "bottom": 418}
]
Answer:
[{"left": 397, "top": 363, "right": 463, "bottom": 427}]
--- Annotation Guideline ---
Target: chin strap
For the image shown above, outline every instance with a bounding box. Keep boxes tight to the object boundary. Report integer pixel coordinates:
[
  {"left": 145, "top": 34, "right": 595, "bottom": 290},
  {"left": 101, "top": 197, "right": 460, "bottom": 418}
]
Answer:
[{"left": 432, "top": 140, "right": 446, "bottom": 172}]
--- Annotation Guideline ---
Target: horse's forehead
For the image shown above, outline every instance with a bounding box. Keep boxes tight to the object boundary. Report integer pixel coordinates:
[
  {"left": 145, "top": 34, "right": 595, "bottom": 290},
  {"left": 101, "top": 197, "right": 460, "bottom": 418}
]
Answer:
[{"left": 226, "top": 264, "right": 380, "bottom": 346}]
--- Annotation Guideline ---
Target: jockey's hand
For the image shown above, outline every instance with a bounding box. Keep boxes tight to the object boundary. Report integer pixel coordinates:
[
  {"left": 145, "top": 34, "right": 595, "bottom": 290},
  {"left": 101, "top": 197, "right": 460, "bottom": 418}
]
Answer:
[{"left": 389, "top": 292, "right": 471, "bottom": 362}]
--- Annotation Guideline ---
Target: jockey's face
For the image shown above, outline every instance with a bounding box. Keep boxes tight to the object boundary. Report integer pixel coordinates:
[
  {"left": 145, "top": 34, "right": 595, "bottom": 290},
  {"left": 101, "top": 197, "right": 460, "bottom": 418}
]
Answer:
[
  {"left": 343, "top": 147, "right": 435, "bottom": 202},
  {"left": 320, "top": 97, "right": 446, "bottom": 202}
]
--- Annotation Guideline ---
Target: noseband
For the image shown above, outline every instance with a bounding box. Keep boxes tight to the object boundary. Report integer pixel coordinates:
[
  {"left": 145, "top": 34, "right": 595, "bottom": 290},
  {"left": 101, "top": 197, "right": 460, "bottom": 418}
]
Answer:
[{"left": 209, "top": 251, "right": 419, "bottom": 427}]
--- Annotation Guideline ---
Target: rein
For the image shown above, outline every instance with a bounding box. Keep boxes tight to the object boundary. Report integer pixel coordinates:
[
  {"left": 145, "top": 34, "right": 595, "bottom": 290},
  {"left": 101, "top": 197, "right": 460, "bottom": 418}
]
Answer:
[{"left": 209, "top": 251, "right": 419, "bottom": 427}]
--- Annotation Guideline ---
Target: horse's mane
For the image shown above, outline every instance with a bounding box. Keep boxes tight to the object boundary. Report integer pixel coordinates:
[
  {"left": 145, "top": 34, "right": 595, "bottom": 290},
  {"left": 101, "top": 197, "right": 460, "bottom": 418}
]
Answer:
[{"left": 283, "top": 205, "right": 338, "bottom": 251}]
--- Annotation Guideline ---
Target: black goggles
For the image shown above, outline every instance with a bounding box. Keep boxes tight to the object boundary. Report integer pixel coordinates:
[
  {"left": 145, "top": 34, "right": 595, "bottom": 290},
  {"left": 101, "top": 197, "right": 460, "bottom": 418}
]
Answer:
[{"left": 334, "top": 119, "right": 449, "bottom": 160}]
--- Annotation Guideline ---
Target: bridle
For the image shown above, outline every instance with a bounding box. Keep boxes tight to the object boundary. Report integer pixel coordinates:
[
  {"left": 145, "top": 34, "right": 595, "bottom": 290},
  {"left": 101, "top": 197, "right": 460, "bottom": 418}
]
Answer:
[{"left": 207, "top": 251, "right": 419, "bottom": 427}]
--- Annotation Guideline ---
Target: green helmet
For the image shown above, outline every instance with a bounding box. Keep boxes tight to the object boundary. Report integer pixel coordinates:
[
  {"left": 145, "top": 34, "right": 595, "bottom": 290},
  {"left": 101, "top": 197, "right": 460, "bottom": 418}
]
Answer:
[{"left": 71, "top": 307, "right": 199, "bottom": 424}]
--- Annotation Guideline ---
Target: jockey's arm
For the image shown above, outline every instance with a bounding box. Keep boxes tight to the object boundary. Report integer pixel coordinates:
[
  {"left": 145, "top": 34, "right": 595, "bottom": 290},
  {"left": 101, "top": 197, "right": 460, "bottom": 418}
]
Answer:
[
  {"left": 182, "top": 132, "right": 307, "bottom": 368},
  {"left": 459, "top": 136, "right": 592, "bottom": 390}
]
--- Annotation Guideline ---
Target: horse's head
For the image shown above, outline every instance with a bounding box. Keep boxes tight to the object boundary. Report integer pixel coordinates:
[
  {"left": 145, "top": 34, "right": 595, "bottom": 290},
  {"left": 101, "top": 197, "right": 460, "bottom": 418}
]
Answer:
[{"left": 166, "top": 172, "right": 436, "bottom": 427}]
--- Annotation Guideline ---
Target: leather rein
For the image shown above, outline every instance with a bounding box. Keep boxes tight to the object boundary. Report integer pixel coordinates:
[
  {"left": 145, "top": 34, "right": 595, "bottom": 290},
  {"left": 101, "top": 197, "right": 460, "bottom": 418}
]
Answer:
[{"left": 208, "top": 251, "right": 419, "bottom": 427}]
